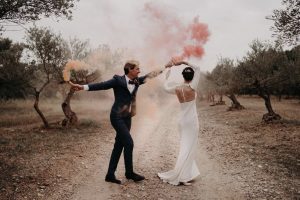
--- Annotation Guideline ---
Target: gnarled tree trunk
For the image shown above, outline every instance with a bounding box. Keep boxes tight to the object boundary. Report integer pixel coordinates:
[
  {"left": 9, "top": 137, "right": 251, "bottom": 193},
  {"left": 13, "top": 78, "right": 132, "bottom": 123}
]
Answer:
[
  {"left": 226, "top": 93, "right": 245, "bottom": 111},
  {"left": 34, "top": 90, "right": 49, "bottom": 128},
  {"left": 33, "top": 78, "right": 51, "bottom": 128},
  {"left": 258, "top": 89, "right": 281, "bottom": 122},
  {"left": 61, "top": 88, "right": 78, "bottom": 127}
]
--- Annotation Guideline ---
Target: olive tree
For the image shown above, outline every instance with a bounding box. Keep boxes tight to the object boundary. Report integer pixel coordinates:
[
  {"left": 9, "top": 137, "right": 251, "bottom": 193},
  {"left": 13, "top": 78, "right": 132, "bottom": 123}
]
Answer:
[
  {"left": 236, "top": 40, "right": 287, "bottom": 122},
  {"left": 211, "top": 58, "right": 245, "bottom": 110},
  {"left": 26, "top": 26, "right": 70, "bottom": 128}
]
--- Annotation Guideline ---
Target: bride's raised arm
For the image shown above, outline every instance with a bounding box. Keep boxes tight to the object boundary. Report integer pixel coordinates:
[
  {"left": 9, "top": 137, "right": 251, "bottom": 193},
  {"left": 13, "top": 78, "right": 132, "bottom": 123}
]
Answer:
[{"left": 163, "top": 69, "right": 178, "bottom": 94}]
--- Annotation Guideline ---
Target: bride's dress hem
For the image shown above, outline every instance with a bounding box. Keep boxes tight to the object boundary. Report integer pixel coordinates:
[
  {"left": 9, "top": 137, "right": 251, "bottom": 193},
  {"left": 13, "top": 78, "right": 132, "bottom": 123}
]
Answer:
[{"left": 157, "top": 172, "right": 200, "bottom": 186}]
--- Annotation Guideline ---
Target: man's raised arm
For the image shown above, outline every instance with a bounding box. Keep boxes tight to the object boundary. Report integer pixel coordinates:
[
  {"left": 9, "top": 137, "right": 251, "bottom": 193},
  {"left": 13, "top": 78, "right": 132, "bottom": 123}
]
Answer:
[{"left": 69, "top": 76, "right": 117, "bottom": 91}]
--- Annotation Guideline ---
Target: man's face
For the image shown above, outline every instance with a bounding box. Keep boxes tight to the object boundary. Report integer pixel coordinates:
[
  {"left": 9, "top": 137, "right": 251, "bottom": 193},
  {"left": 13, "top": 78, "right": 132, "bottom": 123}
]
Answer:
[{"left": 128, "top": 66, "right": 140, "bottom": 79}]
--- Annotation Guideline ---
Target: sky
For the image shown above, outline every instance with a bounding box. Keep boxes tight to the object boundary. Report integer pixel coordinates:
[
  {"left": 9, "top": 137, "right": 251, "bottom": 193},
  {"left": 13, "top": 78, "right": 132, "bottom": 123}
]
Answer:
[{"left": 3, "top": 0, "right": 283, "bottom": 72}]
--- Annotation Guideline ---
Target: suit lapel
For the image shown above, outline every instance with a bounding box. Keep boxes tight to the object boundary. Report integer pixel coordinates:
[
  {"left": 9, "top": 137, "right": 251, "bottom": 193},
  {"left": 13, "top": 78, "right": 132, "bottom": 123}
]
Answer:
[
  {"left": 121, "top": 75, "right": 139, "bottom": 95},
  {"left": 121, "top": 75, "right": 131, "bottom": 94}
]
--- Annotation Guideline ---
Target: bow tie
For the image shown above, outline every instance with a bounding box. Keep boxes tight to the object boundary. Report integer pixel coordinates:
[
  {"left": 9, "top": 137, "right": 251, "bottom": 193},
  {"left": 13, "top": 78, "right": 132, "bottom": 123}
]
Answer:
[{"left": 128, "top": 79, "right": 137, "bottom": 85}]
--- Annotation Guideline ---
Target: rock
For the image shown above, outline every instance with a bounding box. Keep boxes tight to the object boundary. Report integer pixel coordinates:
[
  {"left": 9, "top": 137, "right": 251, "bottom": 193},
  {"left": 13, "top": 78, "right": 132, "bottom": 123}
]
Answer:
[{"left": 37, "top": 193, "right": 44, "bottom": 197}]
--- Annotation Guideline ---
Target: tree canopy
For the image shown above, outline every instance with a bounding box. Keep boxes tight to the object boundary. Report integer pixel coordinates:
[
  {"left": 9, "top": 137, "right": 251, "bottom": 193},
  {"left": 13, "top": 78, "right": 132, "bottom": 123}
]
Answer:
[
  {"left": 0, "top": 38, "right": 33, "bottom": 99},
  {"left": 0, "top": 0, "right": 78, "bottom": 31},
  {"left": 268, "top": 0, "right": 300, "bottom": 45}
]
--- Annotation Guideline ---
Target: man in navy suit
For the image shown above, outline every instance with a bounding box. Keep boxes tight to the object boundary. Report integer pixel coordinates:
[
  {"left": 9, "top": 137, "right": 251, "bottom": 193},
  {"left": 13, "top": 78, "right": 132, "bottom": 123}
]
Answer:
[{"left": 70, "top": 60, "right": 171, "bottom": 184}]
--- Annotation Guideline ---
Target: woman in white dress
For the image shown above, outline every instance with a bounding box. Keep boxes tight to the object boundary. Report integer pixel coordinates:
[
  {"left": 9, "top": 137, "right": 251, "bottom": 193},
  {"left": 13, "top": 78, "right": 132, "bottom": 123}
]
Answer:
[{"left": 158, "top": 60, "right": 200, "bottom": 186}]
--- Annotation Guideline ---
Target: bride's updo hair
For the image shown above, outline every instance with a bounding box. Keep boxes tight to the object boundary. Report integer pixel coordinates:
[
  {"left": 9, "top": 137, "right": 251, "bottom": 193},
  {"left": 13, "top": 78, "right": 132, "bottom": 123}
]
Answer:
[{"left": 182, "top": 67, "right": 194, "bottom": 81}]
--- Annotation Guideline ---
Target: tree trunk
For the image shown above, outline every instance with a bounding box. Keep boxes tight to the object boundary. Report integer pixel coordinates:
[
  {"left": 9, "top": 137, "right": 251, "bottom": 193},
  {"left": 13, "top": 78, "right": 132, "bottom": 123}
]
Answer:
[
  {"left": 277, "top": 88, "right": 283, "bottom": 101},
  {"left": 278, "top": 94, "right": 282, "bottom": 102},
  {"left": 207, "top": 92, "right": 214, "bottom": 102},
  {"left": 258, "top": 90, "right": 281, "bottom": 122},
  {"left": 216, "top": 94, "right": 225, "bottom": 105},
  {"left": 34, "top": 91, "right": 49, "bottom": 128},
  {"left": 226, "top": 93, "right": 245, "bottom": 111},
  {"left": 61, "top": 88, "right": 78, "bottom": 127},
  {"left": 208, "top": 93, "right": 217, "bottom": 106}
]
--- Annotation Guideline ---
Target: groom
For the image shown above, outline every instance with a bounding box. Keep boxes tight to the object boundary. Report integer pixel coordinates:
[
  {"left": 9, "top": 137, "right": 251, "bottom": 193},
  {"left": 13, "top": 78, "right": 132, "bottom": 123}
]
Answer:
[{"left": 70, "top": 60, "right": 171, "bottom": 184}]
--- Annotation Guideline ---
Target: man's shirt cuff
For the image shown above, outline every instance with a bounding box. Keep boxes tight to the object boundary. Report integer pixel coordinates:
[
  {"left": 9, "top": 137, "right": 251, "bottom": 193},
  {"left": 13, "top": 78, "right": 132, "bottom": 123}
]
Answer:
[{"left": 83, "top": 85, "right": 89, "bottom": 91}]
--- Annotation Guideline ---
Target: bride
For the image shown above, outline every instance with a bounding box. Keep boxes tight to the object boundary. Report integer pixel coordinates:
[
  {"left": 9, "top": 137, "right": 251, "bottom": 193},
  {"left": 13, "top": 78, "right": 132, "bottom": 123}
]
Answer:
[{"left": 158, "top": 60, "right": 200, "bottom": 186}]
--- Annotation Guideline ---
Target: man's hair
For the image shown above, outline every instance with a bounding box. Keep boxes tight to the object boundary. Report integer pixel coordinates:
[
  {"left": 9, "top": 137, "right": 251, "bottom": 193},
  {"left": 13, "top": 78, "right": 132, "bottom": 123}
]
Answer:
[
  {"left": 182, "top": 67, "right": 194, "bottom": 81},
  {"left": 124, "top": 60, "right": 139, "bottom": 74}
]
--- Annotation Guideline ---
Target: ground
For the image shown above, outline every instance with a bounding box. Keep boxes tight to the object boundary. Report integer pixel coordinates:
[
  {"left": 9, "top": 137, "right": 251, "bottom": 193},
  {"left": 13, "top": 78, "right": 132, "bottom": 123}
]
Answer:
[{"left": 0, "top": 96, "right": 299, "bottom": 200}]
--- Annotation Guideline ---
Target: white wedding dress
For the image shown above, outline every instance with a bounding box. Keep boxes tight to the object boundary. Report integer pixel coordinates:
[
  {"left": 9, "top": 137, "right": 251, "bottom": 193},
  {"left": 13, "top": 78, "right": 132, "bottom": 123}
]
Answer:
[{"left": 158, "top": 65, "right": 200, "bottom": 185}]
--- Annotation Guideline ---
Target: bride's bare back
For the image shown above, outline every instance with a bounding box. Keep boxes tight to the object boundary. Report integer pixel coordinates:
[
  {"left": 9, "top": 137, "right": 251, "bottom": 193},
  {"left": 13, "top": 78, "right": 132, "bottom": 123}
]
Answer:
[{"left": 175, "top": 85, "right": 196, "bottom": 103}]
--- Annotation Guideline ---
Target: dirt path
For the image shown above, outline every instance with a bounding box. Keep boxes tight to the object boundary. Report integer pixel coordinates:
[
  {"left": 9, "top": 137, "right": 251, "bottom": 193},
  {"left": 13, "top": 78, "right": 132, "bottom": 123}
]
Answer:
[
  {"left": 62, "top": 101, "right": 245, "bottom": 200},
  {"left": 1, "top": 98, "right": 298, "bottom": 200}
]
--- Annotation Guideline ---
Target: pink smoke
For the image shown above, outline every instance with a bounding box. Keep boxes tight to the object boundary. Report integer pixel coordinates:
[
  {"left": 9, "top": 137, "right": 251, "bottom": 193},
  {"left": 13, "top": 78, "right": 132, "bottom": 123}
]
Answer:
[{"left": 143, "top": 2, "right": 210, "bottom": 62}]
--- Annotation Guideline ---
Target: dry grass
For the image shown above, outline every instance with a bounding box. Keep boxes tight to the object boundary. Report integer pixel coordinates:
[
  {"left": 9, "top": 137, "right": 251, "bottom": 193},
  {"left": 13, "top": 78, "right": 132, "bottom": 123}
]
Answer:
[
  {"left": 0, "top": 97, "right": 114, "bottom": 199},
  {"left": 0, "top": 98, "right": 112, "bottom": 128},
  {"left": 0, "top": 98, "right": 113, "bottom": 200},
  {"left": 198, "top": 96, "right": 300, "bottom": 199}
]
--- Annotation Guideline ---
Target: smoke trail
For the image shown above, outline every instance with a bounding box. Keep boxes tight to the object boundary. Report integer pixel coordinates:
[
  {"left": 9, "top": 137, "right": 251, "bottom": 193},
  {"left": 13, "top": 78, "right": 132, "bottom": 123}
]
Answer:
[
  {"left": 63, "top": 60, "right": 89, "bottom": 81},
  {"left": 142, "top": 2, "right": 210, "bottom": 62},
  {"left": 125, "top": 2, "right": 211, "bottom": 144}
]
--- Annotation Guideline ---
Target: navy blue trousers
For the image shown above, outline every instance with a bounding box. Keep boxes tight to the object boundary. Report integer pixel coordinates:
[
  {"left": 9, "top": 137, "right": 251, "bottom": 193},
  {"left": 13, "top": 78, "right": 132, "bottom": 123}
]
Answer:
[{"left": 107, "top": 116, "right": 134, "bottom": 176}]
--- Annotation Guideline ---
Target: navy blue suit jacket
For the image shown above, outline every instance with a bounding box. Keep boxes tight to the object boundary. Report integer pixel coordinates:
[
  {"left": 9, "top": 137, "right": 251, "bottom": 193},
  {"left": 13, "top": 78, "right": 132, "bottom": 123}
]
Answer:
[{"left": 87, "top": 75, "right": 147, "bottom": 118}]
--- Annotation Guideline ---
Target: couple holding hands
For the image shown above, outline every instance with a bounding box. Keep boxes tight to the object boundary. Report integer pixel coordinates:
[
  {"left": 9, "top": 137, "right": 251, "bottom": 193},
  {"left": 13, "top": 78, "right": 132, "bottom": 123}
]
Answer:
[{"left": 70, "top": 59, "right": 200, "bottom": 186}]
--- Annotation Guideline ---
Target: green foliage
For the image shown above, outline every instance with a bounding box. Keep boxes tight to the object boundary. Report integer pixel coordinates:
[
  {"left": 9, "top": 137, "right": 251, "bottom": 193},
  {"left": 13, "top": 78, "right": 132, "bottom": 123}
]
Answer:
[
  {"left": 281, "top": 45, "right": 300, "bottom": 96},
  {"left": 268, "top": 0, "right": 300, "bottom": 45},
  {"left": 0, "top": 0, "right": 78, "bottom": 32},
  {"left": 236, "top": 40, "right": 287, "bottom": 93},
  {"left": 26, "top": 26, "right": 70, "bottom": 87},
  {"left": 69, "top": 37, "right": 90, "bottom": 60},
  {"left": 210, "top": 57, "right": 236, "bottom": 95},
  {"left": 0, "top": 38, "right": 33, "bottom": 99}
]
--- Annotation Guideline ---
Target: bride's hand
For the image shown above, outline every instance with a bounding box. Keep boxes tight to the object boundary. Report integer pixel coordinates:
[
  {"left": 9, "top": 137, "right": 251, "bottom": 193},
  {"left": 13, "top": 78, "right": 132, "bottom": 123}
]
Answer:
[
  {"left": 171, "top": 59, "right": 188, "bottom": 66},
  {"left": 170, "top": 58, "right": 188, "bottom": 66}
]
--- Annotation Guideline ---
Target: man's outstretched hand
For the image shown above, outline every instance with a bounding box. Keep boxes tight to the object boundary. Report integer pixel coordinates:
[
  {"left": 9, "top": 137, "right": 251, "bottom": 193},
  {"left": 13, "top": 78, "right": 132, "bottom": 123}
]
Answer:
[
  {"left": 165, "top": 60, "right": 173, "bottom": 68},
  {"left": 69, "top": 81, "right": 84, "bottom": 91}
]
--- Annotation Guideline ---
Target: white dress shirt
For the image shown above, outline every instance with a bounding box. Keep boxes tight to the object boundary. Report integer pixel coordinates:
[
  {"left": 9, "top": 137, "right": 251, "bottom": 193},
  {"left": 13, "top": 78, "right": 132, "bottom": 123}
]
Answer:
[
  {"left": 83, "top": 75, "right": 135, "bottom": 93},
  {"left": 125, "top": 75, "right": 135, "bottom": 93}
]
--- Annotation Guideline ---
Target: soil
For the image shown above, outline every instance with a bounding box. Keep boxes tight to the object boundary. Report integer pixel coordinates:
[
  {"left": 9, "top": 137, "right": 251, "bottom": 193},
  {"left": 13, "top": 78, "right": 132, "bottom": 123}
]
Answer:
[{"left": 0, "top": 97, "right": 299, "bottom": 200}]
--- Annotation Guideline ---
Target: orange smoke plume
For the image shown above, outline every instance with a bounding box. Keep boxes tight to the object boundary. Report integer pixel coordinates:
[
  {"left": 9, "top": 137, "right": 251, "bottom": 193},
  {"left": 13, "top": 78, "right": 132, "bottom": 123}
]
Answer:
[{"left": 63, "top": 60, "right": 89, "bottom": 81}]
